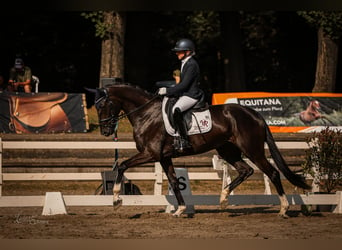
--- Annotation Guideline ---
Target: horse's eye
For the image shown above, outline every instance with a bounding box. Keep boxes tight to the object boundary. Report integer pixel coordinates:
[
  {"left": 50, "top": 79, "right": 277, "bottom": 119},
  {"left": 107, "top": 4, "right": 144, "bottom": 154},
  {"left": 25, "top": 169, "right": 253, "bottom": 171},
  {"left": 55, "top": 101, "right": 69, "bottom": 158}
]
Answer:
[
  {"left": 95, "top": 100, "right": 105, "bottom": 110},
  {"left": 99, "top": 101, "right": 105, "bottom": 108}
]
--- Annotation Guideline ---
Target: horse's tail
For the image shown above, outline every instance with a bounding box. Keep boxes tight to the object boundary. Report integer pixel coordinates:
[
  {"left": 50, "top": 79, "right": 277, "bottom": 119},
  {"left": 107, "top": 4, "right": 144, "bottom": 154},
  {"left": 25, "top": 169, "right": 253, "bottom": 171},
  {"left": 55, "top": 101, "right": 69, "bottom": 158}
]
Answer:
[{"left": 265, "top": 124, "right": 311, "bottom": 190}]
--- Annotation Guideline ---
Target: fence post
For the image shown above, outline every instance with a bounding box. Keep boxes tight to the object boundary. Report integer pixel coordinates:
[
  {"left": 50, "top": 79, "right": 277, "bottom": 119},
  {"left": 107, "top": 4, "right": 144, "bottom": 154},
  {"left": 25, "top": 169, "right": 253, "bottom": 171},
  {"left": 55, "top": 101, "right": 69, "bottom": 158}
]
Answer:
[
  {"left": 0, "top": 137, "right": 2, "bottom": 197},
  {"left": 154, "top": 162, "right": 163, "bottom": 195},
  {"left": 212, "top": 155, "right": 234, "bottom": 195},
  {"left": 333, "top": 191, "right": 342, "bottom": 214},
  {"left": 263, "top": 174, "right": 272, "bottom": 195},
  {"left": 222, "top": 164, "right": 234, "bottom": 195}
]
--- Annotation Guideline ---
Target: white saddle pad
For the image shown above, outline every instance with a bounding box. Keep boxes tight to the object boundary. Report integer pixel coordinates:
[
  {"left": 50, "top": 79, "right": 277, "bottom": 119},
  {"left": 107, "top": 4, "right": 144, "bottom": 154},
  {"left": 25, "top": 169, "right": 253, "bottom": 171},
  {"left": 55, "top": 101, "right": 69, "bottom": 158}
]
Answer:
[{"left": 162, "top": 97, "right": 212, "bottom": 136}]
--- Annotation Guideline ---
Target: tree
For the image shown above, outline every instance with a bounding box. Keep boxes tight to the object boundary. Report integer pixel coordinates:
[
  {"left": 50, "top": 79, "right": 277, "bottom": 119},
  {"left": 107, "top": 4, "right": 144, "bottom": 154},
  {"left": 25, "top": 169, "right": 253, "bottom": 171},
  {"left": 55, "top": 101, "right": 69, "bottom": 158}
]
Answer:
[
  {"left": 218, "top": 11, "right": 246, "bottom": 92},
  {"left": 298, "top": 11, "right": 342, "bottom": 93},
  {"left": 81, "top": 11, "right": 126, "bottom": 85},
  {"left": 186, "top": 11, "right": 221, "bottom": 95},
  {"left": 239, "top": 11, "right": 285, "bottom": 92}
]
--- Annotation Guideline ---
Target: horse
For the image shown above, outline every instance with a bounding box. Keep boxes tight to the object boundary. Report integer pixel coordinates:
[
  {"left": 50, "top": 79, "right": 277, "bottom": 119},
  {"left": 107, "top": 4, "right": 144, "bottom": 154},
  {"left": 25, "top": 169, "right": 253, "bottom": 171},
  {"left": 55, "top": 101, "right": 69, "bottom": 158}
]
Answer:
[
  {"left": 87, "top": 84, "right": 310, "bottom": 218},
  {"left": 299, "top": 100, "right": 323, "bottom": 125}
]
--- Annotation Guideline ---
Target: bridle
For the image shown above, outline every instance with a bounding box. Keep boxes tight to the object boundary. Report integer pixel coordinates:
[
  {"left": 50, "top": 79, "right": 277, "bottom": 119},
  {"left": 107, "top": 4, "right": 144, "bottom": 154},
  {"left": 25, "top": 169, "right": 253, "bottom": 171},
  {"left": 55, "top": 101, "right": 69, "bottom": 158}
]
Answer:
[
  {"left": 95, "top": 89, "right": 118, "bottom": 128},
  {"left": 96, "top": 88, "right": 160, "bottom": 129}
]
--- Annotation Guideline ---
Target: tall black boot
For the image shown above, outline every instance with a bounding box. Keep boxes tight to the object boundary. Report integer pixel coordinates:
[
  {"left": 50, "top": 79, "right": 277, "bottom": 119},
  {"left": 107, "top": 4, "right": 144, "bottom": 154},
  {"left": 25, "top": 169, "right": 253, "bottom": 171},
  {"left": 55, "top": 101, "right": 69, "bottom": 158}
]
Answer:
[{"left": 173, "top": 108, "right": 191, "bottom": 152}]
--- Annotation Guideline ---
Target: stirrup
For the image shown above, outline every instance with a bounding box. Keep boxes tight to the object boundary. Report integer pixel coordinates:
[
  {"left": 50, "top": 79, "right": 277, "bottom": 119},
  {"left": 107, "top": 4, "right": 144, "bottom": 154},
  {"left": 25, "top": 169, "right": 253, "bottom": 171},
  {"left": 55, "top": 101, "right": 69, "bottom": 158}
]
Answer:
[{"left": 173, "top": 136, "right": 191, "bottom": 152}]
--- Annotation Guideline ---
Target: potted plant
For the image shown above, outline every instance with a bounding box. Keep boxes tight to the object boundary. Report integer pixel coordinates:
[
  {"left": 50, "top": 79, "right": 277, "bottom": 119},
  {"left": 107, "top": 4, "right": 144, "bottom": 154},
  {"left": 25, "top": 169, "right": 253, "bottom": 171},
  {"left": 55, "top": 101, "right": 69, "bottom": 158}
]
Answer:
[{"left": 302, "top": 127, "right": 342, "bottom": 213}]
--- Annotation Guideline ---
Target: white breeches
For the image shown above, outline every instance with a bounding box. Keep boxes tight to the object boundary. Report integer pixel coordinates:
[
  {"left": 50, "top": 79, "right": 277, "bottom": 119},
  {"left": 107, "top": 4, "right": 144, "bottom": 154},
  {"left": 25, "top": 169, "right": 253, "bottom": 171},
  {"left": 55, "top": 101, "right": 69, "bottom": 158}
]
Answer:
[{"left": 172, "top": 95, "right": 198, "bottom": 113}]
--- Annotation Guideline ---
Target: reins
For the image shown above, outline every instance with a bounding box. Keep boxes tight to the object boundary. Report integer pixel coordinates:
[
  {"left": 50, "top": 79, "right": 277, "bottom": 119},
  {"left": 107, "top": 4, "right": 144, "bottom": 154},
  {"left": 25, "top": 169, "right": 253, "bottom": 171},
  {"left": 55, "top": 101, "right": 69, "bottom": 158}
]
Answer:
[
  {"left": 113, "top": 94, "right": 160, "bottom": 122},
  {"left": 97, "top": 89, "right": 160, "bottom": 125}
]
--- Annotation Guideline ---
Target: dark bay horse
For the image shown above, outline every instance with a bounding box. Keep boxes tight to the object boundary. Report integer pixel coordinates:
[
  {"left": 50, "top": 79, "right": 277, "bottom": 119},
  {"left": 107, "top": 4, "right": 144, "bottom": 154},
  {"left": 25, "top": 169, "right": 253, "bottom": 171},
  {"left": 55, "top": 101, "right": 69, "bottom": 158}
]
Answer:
[{"left": 88, "top": 84, "right": 310, "bottom": 218}]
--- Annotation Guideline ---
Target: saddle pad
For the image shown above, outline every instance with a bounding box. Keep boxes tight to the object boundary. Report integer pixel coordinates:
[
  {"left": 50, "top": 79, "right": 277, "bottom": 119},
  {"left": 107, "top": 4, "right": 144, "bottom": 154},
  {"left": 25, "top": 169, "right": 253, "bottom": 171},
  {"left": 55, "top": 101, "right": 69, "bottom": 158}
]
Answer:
[{"left": 162, "top": 97, "right": 212, "bottom": 136}]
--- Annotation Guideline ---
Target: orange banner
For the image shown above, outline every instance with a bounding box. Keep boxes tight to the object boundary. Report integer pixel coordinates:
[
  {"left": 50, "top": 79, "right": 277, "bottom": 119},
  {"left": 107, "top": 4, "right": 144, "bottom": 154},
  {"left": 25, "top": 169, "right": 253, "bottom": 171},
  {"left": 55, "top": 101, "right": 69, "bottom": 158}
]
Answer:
[{"left": 212, "top": 92, "right": 342, "bottom": 133}]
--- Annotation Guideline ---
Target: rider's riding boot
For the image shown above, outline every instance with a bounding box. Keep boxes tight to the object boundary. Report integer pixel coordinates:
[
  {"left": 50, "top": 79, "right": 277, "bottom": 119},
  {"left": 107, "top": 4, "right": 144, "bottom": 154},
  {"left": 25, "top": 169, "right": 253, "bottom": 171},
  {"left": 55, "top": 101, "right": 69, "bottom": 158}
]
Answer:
[{"left": 173, "top": 108, "right": 192, "bottom": 152}]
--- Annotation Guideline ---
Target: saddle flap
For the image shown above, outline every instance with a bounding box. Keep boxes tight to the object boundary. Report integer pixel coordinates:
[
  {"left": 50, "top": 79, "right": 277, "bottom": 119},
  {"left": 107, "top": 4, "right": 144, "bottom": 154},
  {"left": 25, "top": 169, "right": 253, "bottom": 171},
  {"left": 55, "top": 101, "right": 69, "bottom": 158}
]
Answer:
[{"left": 161, "top": 96, "right": 212, "bottom": 136}]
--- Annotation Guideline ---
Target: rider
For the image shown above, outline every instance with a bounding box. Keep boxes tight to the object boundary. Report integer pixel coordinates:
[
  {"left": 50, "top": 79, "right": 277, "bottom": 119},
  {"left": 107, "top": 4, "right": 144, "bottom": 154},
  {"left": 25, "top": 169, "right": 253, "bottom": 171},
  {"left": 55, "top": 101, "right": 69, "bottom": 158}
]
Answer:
[
  {"left": 158, "top": 38, "right": 204, "bottom": 152},
  {"left": 8, "top": 58, "right": 33, "bottom": 93}
]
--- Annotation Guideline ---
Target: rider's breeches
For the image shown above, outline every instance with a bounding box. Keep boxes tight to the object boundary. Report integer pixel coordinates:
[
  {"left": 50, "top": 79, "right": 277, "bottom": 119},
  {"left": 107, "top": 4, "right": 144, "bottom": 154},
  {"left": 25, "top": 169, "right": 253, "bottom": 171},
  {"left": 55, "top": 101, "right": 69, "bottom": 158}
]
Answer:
[{"left": 172, "top": 95, "right": 198, "bottom": 114}]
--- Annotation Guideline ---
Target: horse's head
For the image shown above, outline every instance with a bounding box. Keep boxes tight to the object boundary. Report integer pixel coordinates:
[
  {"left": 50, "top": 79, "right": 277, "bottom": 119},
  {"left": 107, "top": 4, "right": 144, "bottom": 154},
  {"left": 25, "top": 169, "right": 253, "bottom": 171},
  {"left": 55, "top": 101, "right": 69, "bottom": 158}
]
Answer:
[
  {"left": 310, "top": 100, "right": 321, "bottom": 111},
  {"left": 86, "top": 87, "right": 122, "bottom": 136}
]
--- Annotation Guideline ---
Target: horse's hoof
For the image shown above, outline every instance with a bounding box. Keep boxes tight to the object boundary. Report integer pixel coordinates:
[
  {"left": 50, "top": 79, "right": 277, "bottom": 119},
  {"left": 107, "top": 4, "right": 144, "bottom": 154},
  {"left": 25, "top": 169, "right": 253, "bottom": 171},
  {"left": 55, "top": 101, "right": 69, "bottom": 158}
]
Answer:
[
  {"left": 172, "top": 205, "right": 186, "bottom": 217},
  {"left": 220, "top": 189, "right": 229, "bottom": 209},
  {"left": 278, "top": 213, "right": 289, "bottom": 219},
  {"left": 113, "top": 199, "right": 122, "bottom": 209},
  {"left": 172, "top": 213, "right": 181, "bottom": 218},
  {"left": 220, "top": 199, "right": 228, "bottom": 209}
]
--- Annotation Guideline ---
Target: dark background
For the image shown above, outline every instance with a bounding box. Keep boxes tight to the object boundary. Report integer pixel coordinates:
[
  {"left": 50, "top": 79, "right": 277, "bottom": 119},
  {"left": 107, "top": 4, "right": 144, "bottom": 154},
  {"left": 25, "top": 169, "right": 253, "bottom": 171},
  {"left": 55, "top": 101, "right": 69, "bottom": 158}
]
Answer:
[{"left": 0, "top": 11, "right": 341, "bottom": 104}]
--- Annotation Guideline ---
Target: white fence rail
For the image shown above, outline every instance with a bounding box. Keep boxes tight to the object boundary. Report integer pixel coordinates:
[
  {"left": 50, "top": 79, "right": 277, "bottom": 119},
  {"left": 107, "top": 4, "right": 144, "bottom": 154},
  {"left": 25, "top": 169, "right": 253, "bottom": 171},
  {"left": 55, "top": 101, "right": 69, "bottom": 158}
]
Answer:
[{"left": 0, "top": 138, "right": 341, "bottom": 214}]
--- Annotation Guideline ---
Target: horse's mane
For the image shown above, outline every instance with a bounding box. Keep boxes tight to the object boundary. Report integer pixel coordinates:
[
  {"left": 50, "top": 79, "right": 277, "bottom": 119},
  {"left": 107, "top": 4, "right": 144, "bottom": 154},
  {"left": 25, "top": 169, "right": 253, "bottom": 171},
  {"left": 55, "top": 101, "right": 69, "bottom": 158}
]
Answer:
[{"left": 106, "top": 83, "right": 155, "bottom": 99}]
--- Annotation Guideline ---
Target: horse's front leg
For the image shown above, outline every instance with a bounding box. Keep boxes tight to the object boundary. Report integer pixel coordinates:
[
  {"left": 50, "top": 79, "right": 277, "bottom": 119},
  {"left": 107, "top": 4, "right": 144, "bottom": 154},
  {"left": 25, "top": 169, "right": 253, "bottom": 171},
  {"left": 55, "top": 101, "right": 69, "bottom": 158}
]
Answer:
[
  {"left": 112, "top": 162, "right": 126, "bottom": 208},
  {"left": 112, "top": 152, "right": 155, "bottom": 209},
  {"left": 160, "top": 158, "right": 186, "bottom": 217}
]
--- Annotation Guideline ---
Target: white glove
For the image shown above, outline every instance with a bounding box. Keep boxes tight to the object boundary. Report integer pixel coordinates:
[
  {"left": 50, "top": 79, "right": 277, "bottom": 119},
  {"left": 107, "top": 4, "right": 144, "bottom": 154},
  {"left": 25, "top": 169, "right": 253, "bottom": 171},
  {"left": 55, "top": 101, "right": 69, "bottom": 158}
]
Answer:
[{"left": 158, "top": 87, "right": 167, "bottom": 96}]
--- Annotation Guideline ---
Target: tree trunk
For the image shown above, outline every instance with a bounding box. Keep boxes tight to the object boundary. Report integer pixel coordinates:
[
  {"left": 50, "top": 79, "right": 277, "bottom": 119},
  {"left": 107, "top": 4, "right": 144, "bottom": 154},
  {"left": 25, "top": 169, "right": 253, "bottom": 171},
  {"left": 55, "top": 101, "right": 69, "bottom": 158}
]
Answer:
[
  {"left": 99, "top": 11, "right": 126, "bottom": 84},
  {"left": 312, "top": 27, "right": 338, "bottom": 92},
  {"left": 219, "top": 12, "right": 246, "bottom": 92}
]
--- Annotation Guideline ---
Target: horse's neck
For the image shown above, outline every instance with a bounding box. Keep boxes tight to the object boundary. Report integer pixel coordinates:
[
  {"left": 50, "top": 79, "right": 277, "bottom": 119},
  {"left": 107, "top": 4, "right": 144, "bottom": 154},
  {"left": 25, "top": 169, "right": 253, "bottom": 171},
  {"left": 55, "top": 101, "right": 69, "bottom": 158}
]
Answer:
[
  {"left": 120, "top": 92, "right": 150, "bottom": 112},
  {"left": 112, "top": 87, "right": 156, "bottom": 123},
  {"left": 307, "top": 104, "right": 317, "bottom": 112}
]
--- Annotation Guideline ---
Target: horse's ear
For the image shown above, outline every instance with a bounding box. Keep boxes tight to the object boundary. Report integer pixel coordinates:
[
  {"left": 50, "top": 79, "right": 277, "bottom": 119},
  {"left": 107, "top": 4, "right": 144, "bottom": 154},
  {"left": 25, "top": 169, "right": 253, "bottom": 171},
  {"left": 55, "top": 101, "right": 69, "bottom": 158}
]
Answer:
[{"left": 84, "top": 87, "right": 97, "bottom": 94}]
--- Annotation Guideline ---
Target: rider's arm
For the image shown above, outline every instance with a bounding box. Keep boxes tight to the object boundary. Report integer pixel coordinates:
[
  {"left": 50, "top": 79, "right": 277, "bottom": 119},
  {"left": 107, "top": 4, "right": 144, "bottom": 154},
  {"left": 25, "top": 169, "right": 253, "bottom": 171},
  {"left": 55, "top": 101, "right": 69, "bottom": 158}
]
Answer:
[
  {"left": 166, "top": 61, "right": 198, "bottom": 96},
  {"left": 8, "top": 67, "right": 32, "bottom": 86},
  {"left": 15, "top": 79, "right": 31, "bottom": 86}
]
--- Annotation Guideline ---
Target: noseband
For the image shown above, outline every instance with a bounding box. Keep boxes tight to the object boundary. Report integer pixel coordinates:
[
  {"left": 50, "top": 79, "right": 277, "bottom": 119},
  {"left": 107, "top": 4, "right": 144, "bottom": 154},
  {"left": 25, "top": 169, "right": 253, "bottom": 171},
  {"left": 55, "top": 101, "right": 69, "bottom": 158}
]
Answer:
[{"left": 95, "top": 89, "right": 118, "bottom": 129}]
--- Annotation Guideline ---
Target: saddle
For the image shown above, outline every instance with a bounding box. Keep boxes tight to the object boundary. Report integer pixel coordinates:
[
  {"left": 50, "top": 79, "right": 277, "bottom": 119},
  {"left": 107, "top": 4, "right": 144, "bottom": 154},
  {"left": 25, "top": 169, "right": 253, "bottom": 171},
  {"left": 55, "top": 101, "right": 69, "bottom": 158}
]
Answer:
[
  {"left": 8, "top": 92, "right": 71, "bottom": 133},
  {"left": 162, "top": 96, "right": 212, "bottom": 136}
]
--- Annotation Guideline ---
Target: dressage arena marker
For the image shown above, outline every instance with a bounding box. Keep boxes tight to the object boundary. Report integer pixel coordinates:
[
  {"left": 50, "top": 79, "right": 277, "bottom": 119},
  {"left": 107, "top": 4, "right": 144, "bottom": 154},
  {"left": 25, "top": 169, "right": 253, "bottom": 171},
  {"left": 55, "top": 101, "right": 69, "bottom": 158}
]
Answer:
[
  {"left": 0, "top": 138, "right": 341, "bottom": 214},
  {"left": 165, "top": 168, "right": 195, "bottom": 214},
  {"left": 42, "top": 192, "right": 67, "bottom": 216}
]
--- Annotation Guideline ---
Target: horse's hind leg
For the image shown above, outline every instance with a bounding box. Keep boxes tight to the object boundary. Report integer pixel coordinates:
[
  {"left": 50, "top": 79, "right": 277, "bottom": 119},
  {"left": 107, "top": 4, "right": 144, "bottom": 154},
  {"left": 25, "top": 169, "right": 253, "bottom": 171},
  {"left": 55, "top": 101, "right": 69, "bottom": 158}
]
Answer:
[
  {"left": 251, "top": 156, "right": 289, "bottom": 218},
  {"left": 216, "top": 143, "right": 254, "bottom": 209}
]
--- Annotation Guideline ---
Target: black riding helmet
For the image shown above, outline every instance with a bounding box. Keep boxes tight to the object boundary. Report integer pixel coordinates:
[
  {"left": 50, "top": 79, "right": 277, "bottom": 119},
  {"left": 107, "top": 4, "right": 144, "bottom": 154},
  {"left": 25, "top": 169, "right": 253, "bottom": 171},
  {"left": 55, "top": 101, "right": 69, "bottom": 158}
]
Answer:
[{"left": 172, "top": 38, "right": 195, "bottom": 52}]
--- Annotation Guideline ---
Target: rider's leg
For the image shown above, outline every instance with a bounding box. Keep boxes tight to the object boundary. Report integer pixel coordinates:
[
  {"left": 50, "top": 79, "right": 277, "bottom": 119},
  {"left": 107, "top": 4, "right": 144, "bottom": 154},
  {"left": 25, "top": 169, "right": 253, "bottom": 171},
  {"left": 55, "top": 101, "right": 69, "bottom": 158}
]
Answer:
[
  {"left": 172, "top": 96, "right": 198, "bottom": 113},
  {"left": 172, "top": 96, "right": 197, "bottom": 152},
  {"left": 173, "top": 107, "right": 191, "bottom": 151}
]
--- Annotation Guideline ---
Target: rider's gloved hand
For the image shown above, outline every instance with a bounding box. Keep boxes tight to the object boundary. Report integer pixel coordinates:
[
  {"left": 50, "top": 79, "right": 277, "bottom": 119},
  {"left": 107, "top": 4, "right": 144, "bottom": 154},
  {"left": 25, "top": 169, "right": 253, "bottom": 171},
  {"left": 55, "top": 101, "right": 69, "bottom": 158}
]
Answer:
[{"left": 158, "top": 87, "right": 167, "bottom": 96}]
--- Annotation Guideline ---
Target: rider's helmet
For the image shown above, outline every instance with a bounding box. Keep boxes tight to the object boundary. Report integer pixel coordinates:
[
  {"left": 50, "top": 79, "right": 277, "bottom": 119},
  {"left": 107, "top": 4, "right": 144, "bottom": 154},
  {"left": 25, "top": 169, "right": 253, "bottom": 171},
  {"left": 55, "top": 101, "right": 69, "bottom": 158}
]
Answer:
[{"left": 172, "top": 38, "right": 195, "bottom": 53}]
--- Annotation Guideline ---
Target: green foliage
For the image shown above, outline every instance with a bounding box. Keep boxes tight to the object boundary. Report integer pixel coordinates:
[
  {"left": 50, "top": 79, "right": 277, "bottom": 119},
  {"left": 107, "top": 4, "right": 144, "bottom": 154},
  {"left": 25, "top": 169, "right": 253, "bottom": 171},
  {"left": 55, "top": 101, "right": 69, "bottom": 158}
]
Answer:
[
  {"left": 81, "top": 11, "right": 113, "bottom": 39},
  {"left": 239, "top": 11, "right": 282, "bottom": 85},
  {"left": 297, "top": 11, "right": 342, "bottom": 40},
  {"left": 302, "top": 127, "right": 342, "bottom": 193},
  {"left": 240, "top": 11, "right": 278, "bottom": 51},
  {"left": 186, "top": 11, "right": 220, "bottom": 46}
]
